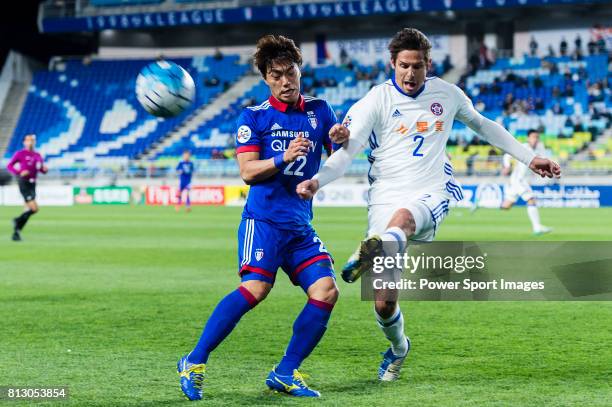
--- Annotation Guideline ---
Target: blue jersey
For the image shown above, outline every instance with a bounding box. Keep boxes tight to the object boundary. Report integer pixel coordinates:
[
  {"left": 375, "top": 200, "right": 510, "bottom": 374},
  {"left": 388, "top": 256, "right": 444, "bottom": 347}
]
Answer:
[
  {"left": 236, "top": 95, "right": 337, "bottom": 229},
  {"left": 176, "top": 160, "right": 194, "bottom": 187}
]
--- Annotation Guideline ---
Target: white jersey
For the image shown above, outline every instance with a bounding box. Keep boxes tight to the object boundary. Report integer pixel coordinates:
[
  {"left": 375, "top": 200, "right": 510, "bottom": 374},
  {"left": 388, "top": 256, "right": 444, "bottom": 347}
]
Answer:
[
  {"left": 504, "top": 142, "right": 546, "bottom": 185},
  {"left": 342, "top": 77, "right": 474, "bottom": 204},
  {"left": 314, "top": 76, "right": 535, "bottom": 241}
]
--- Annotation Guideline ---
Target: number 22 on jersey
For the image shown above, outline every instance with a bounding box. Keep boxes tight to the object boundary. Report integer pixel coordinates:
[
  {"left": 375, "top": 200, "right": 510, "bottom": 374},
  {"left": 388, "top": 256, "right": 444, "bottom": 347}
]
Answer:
[{"left": 284, "top": 156, "right": 307, "bottom": 176}]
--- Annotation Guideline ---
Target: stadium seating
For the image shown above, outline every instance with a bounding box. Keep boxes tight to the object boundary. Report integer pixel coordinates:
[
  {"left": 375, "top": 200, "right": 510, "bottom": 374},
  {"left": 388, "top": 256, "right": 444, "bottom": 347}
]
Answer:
[
  {"left": 5, "top": 45, "right": 609, "bottom": 173},
  {"left": 155, "top": 61, "right": 391, "bottom": 159},
  {"left": 459, "top": 54, "right": 610, "bottom": 138},
  {"left": 448, "top": 51, "right": 611, "bottom": 171},
  {"left": 5, "top": 55, "right": 249, "bottom": 165},
  {"left": 159, "top": 52, "right": 609, "bottom": 166},
  {"left": 5, "top": 55, "right": 452, "bottom": 164}
]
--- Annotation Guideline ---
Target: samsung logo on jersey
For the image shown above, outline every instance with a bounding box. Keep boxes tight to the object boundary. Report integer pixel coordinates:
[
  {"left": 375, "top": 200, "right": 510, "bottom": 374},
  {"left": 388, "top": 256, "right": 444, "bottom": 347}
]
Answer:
[
  {"left": 271, "top": 130, "right": 311, "bottom": 138},
  {"left": 272, "top": 140, "right": 317, "bottom": 152}
]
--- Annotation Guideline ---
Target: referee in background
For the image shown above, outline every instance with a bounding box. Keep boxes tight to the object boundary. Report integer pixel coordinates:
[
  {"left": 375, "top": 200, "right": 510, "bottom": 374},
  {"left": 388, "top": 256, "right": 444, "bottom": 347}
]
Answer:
[{"left": 6, "top": 134, "right": 47, "bottom": 241}]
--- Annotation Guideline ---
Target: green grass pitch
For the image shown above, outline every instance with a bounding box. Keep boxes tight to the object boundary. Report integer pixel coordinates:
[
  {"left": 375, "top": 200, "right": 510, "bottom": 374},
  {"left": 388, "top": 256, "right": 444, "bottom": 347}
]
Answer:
[{"left": 1, "top": 206, "right": 611, "bottom": 406}]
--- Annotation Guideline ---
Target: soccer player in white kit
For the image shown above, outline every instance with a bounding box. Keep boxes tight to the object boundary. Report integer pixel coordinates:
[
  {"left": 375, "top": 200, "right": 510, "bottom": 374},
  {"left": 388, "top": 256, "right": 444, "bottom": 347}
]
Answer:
[
  {"left": 296, "top": 28, "right": 561, "bottom": 381},
  {"left": 501, "top": 129, "right": 552, "bottom": 235}
]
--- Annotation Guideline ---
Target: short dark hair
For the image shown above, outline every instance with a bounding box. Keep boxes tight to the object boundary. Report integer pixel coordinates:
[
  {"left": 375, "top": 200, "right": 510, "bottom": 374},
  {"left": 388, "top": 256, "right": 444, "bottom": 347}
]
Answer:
[
  {"left": 253, "top": 35, "right": 302, "bottom": 78},
  {"left": 527, "top": 129, "right": 539, "bottom": 136},
  {"left": 388, "top": 28, "right": 431, "bottom": 62}
]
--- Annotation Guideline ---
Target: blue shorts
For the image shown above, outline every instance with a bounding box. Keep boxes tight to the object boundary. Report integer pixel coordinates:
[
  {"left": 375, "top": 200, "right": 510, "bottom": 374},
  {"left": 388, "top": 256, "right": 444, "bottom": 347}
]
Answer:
[
  {"left": 178, "top": 182, "right": 191, "bottom": 192},
  {"left": 237, "top": 218, "right": 334, "bottom": 290}
]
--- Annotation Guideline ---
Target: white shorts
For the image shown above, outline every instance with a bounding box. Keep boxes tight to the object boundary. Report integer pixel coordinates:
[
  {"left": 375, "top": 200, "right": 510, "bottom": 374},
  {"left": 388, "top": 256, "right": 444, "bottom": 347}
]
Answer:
[
  {"left": 504, "top": 181, "right": 534, "bottom": 203},
  {"left": 367, "top": 192, "right": 452, "bottom": 243}
]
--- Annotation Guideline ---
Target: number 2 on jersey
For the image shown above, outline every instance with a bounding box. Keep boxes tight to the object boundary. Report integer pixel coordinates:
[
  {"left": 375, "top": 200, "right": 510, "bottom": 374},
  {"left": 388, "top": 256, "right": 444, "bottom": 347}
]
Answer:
[
  {"left": 412, "top": 135, "right": 424, "bottom": 157},
  {"left": 284, "top": 156, "right": 307, "bottom": 176},
  {"left": 313, "top": 236, "right": 328, "bottom": 253}
]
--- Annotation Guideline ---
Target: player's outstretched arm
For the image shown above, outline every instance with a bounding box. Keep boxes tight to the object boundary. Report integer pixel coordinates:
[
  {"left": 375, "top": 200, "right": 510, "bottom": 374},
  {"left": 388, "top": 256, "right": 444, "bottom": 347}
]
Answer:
[
  {"left": 528, "top": 156, "right": 561, "bottom": 178},
  {"left": 298, "top": 87, "right": 378, "bottom": 199},
  {"left": 460, "top": 108, "right": 561, "bottom": 179},
  {"left": 477, "top": 117, "right": 561, "bottom": 179},
  {"left": 296, "top": 135, "right": 364, "bottom": 200},
  {"left": 454, "top": 85, "right": 560, "bottom": 179},
  {"left": 297, "top": 178, "right": 320, "bottom": 200},
  {"left": 328, "top": 123, "right": 350, "bottom": 145},
  {"left": 238, "top": 136, "right": 310, "bottom": 184}
]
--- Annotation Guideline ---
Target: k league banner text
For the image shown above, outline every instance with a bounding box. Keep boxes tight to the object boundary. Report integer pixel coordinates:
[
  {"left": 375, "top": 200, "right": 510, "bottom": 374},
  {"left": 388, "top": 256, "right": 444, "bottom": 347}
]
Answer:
[{"left": 41, "top": 0, "right": 608, "bottom": 33}]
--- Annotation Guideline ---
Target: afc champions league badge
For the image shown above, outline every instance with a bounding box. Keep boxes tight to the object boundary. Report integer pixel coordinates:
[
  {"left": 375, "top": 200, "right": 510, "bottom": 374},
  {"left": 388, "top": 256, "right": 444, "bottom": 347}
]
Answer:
[
  {"left": 255, "top": 248, "right": 264, "bottom": 261},
  {"left": 307, "top": 111, "right": 318, "bottom": 129},
  {"left": 430, "top": 102, "right": 443, "bottom": 116},
  {"left": 237, "top": 125, "right": 252, "bottom": 143}
]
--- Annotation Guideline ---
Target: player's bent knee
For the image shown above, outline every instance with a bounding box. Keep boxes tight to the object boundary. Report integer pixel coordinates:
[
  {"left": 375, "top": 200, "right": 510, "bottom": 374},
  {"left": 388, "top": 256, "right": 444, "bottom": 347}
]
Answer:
[
  {"left": 27, "top": 202, "right": 38, "bottom": 212},
  {"left": 375, "top": 300, "right": 397, "bottom": 319},
  {"left": 389, "top": 208, "right": 416, "bottom": 236},
  {"left": 240, "top": 280, "right": 272, "bottom": 303},
  {"left": 307, "top": 276, "right": 339, "bottom": 305}
]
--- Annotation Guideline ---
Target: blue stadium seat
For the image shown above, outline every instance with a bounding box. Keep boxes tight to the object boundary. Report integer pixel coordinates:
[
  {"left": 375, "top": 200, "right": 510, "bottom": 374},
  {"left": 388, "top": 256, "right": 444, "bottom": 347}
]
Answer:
[
  {"left": 9, "top": 51, "right": 606, "bottom": 164},
  {"left": 6, "top": 56, "right": 249, "bottom": 163},
  {"left": 460, "top": 51, "right": 610, "bottom": 140}
]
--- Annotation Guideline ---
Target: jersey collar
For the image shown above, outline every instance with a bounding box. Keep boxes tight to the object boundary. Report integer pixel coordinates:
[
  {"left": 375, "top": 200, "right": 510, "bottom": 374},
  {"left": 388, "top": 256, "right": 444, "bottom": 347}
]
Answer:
[
  {"left": 391, "top": 76, "right": 426, "bottom": 99},
  {"left": 268, "top": 94, "right": 305, "bottom": 112}
]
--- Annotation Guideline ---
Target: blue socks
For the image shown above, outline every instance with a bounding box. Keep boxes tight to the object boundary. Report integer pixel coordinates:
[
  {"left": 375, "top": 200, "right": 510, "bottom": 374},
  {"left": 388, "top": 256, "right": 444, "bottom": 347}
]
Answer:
[
  {"left": 187, "top": 288, "right": 334, "bottom": 374},
  {"left": 187, "top": 287, "right": 258, "bottom": 364},
  {"left": 276, "top": 299, "right": 334, "bottom": 375}
]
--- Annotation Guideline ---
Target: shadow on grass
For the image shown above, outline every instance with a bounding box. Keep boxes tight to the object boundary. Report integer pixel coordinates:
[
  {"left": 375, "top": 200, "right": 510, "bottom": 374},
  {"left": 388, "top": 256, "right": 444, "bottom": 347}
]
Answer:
[{"left": 131, "top": 379, "right": 381, "bottom": 406}]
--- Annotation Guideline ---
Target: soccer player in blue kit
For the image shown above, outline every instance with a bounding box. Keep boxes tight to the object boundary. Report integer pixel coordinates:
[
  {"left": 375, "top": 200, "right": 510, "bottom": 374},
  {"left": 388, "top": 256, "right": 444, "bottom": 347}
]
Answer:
[
  {"left": 175, "top": 150, "right": 194, "bottom": 212},
  {"left": 178, "top": 35, "right": 339, "bottom": 399}
]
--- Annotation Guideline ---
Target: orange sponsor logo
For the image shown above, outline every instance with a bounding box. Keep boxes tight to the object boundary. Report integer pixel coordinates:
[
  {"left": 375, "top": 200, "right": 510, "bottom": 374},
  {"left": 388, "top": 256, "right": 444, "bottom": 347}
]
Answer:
[
  {"left": 416, "top": 121, "right": 428, "bottom": 132},
  {"left": 396, "top": 124, "right": 410, "bottom": 135}
]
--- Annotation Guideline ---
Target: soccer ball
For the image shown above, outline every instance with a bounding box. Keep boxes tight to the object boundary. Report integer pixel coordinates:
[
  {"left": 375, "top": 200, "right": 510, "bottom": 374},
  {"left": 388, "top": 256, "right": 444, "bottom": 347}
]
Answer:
[{"left": 135, "top": 60, "right": 195, "bottom": 118}]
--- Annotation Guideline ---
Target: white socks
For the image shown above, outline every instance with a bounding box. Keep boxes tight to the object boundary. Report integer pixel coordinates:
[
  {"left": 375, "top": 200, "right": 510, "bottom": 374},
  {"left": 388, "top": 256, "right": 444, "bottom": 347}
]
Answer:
[
  {"left": 380, "top": 226, "right": 407, "bottom": 257},
  {"left": 376, "top": 306, "right": 408, "bottom": 357},
  {"left": 377, "top": 228, "right": 408, "bottom": 356},
  {"left": 527, "top": 204, "right": 541, "bottom": 232}
]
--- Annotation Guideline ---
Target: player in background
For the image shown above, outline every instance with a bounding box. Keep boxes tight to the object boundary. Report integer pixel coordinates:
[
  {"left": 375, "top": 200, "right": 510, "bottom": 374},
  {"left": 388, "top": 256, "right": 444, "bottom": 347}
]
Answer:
[
  {"left": 500, "top": 129, "right": 552, "bottom": 235},
  {"left": 178, "top": 35, "right": 339, "bottom": 400},
  {"left": 175, "top": 150, "right": 194, "bottom": 212},
  {"left": 297, "top": 28, "right": 560, "bottom": 381},
  {"left": 6, "top": 134, "right": 47, "bottom": 241}
]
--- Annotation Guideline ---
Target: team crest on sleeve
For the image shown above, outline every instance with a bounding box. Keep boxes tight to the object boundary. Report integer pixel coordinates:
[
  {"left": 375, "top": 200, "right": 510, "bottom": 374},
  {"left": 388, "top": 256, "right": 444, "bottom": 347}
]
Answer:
[
  {"left": 237, "top": 125, "right": 252, "bottom": 143},
  {"left": 342, "top": 115, "right": 352, "bottom": 128},
  {"left": 307, "top": 111, "right": 318, "bottom": 129},
  {"left": 430, "top": 103, "right": 443, "bottom": 116},
  {"left": 255, "top": 248, "right": 264, "bottom": 261}
]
